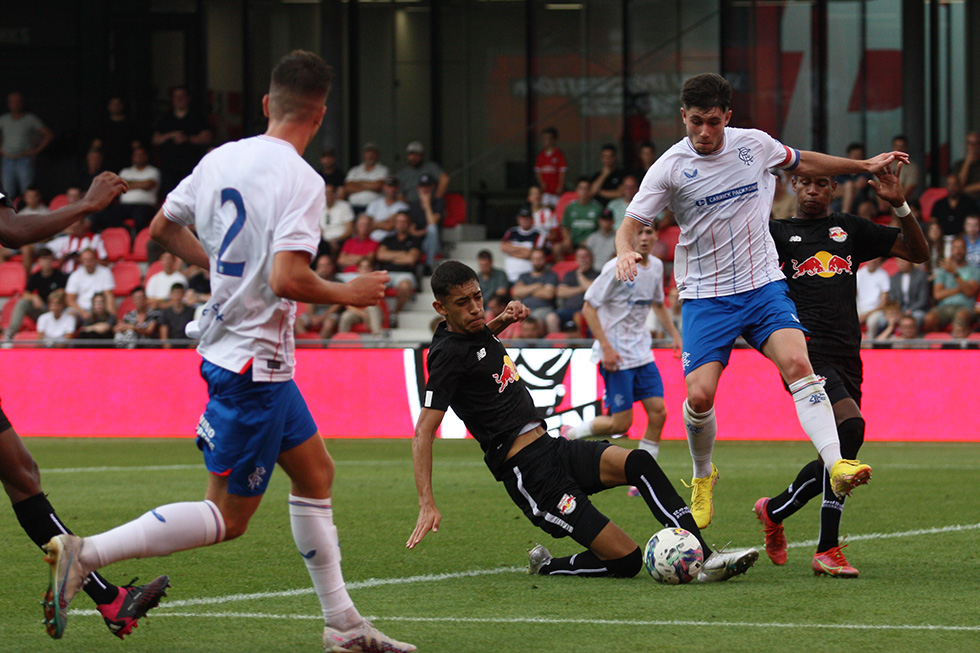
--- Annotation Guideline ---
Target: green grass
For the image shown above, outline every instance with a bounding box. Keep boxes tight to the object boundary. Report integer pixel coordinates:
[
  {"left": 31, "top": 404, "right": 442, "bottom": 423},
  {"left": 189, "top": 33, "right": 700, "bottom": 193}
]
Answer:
[{"left": 1, "top": 438, "right": 978, "bottom": 652}]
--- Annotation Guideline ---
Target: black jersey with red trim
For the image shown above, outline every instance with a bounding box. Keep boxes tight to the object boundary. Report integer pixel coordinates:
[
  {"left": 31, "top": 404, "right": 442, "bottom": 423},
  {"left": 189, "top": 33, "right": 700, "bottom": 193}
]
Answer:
[
  {"left": 769, "top": 213, "right": 898, "bottom": 356},
  {"left": 423, "top": 321, "right": 540, "bottom": 480}
]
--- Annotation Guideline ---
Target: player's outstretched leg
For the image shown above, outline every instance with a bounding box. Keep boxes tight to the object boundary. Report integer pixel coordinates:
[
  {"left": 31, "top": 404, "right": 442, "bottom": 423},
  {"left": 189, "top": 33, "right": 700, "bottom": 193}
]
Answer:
[
  {"left": 681, "top": 399, "right": 718, "bottom": 528},
  {"left": 697, "top": 547, "right": 760, "bottom": 583},
  {"left": 526, "top": 543, "right": 642, "bottom": 578},
  {"left": 42, "top": 534, "right": 92, "bottom": 639},
  {"left": 753, "top": 498, "right": 788, "bottom": 565},
  {"left": 96, "top": 575, "right": 172, "bottom": 639},
  {"left": 812, "top": 473, "right": 858, "bottom": 578}
]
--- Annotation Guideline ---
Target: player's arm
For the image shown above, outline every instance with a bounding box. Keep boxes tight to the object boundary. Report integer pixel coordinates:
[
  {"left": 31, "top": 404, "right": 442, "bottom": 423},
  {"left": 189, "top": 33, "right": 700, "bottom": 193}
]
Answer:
[
  {"left": 407, "top": 407, "right": 447, "bottom": 549},
  {"left": 868, "top": 163, "right": 929, "bottom": 263},
  {"left": 271, "top": 250, "right": 388, "bottom": 308},
  {"left": 794, "top": 150, "right": 910, "bottom": 178},
  {"left": 582, "top": 301, "right": 621, "bottom": 371},
  {"left": 487, "top": 300, "right": 529, "bottom": 335},
  {"left": 614, "top": 217, "right": 644, "bottom": 281},
  {"left": 149, "top": 210, "right": 210, "bottom": 269},
  {"left": 651, "top": 301, "right": 682, "bottom": 358},
  {"left": 0, "top": 172, "right": 127, "bottom": 248}
]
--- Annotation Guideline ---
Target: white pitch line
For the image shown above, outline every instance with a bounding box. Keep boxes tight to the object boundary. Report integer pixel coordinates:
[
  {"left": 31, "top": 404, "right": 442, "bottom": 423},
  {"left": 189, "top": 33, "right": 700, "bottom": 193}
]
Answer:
[
  {"left": 41, "top": 460, "right": 486, "bottom": 474},
  {"left": 784, "top": 522, "right": 980, "bottom": 550}
]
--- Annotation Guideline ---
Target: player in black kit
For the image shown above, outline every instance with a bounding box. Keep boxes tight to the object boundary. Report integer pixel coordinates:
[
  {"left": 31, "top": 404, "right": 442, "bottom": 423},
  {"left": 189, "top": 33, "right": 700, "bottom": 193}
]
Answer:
[
  {"left": 0, "top": 176, "right": 170, "bottom": 638},
  {"left": 406, "top": 260, "right": 758, "bottom": 582},
  {"left": 756, "top": 164, "right": 928, "bottom": 577}
]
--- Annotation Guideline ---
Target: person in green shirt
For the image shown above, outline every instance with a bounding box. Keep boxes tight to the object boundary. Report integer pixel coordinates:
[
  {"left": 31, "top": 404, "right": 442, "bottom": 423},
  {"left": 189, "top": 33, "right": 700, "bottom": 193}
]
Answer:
[{"left": 562, "top": 176, "right": 602, "bottom": 247}]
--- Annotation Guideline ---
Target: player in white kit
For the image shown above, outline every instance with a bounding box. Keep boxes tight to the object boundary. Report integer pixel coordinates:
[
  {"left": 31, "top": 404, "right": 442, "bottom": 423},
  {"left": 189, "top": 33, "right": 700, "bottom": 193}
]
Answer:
[
  {"left": 40, "top": 51, "right": 415, "bottom": 652},
  {"left": 615, "top": 74, "right": 906, "bottom": 529}
]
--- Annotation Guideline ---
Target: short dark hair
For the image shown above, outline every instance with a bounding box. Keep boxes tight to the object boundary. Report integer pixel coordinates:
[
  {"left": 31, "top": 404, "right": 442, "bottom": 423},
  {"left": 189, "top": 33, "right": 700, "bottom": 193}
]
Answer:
[
  {"left": 170, "top": 283, "right": 186, "bottom": 293},
  {"left": 477, "top": 249, "right": 493, "bottom": 261},
  {"left": 680, "top": 73, "right": 732, "bottom": 112},
  {"left": 846, "top": 141, "right": 865, "bottom": 153},
  {"left": 638, "top": 140, "right": 656, "bottom": 151},
  {"left": 431, "top": 260, "right": 478, "bottom": 299},
  {"left": 576, "top": 175, "right": 592, "bottom": 186},
  {"left": 36, "top": 247, "right": 54, "bottom": 258},
  {"left": 269, "top": 50, "right": 332, "bottom": 121},
  {"left": 543, "top": 127, "right": 558, "bottom": 139},
  {"left": 601, "top": 144, "right": 617, "bottom": 154}
]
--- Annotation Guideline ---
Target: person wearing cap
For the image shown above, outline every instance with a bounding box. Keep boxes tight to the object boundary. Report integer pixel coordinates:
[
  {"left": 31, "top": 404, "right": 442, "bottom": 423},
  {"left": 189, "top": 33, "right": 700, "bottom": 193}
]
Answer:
[
  {"left": 501, "top": 204, "right": 547, "bottom": 283},
  {"left": 344, "top": 142, "right": 389, "bottom": 214},
  {"left": 406, "top": 173, "right": 445, "bottom": 272},
  {"left": 366, "top": 175, "right": 409, "bottom": 241},
  {"left": 584, "top": 207, "right": 617, "bottom": 264},
  {"left": 396, "top": 141, "right": 449, "bottom": 203}
]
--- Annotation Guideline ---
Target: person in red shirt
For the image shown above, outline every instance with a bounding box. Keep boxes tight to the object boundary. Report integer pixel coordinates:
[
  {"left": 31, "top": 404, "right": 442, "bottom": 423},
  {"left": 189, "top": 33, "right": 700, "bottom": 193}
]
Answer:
[
  {"left": 337, "top": 213, "right": 379, "bottom": 273},
  {"left": 534, "top": 127, "right": 567, "bottom": 207}
]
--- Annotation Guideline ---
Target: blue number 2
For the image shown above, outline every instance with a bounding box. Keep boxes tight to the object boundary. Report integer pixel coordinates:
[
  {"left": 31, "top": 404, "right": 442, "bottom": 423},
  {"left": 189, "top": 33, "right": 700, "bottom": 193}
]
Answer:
[{"left": 216, "top": 188, "right": 246, "bottom": 277}]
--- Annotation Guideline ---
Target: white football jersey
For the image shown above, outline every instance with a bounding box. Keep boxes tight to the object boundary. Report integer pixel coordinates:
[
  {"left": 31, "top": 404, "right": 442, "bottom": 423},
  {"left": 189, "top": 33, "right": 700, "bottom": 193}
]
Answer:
[
  {"left": 163, "top": 135, "right": 323, "bottom": 382},
  {"left": 626, "top": 127, "right": 800, "bottom": 300},
  {"left": 584, "top": 256, "right": 665, "bottom": 370}
]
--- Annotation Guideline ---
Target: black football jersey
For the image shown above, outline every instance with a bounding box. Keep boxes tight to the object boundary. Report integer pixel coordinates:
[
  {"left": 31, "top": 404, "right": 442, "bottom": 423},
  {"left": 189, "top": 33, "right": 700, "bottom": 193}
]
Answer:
[
  {"left": 423, "top": 321, "right": 540, "bottom": 480},
  {"left": 0, "top": 184, "right": 13, "bottom": 210},
  {"left": 769, "top": 214, "right": 898, "bottom": 355}
]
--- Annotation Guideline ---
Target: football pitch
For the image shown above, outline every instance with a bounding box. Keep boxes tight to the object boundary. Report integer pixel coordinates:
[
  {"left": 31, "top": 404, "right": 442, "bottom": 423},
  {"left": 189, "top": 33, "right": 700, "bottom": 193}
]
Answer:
[{"left": 1, "top": 438, "right": 977, "bottom": 652}]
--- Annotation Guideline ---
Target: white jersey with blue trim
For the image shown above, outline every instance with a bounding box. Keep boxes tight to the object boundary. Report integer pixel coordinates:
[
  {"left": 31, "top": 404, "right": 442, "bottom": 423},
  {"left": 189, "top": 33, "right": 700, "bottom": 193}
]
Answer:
[
  {"left": 626, "top": 127, "right": 800, "bottom": 300},
  {"left": 163, "top": 135, "right": 323, "bottom": 382},
  {"left": 584, "top": 256, "right": 665, "bottom": 370}
]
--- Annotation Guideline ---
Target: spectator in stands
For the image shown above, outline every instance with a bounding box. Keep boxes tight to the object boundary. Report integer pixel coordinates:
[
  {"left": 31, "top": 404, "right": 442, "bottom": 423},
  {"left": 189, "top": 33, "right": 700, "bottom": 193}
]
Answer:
[
  {"left": 338, "top": 213, "right": 379, "bottom": 273},
  {"left": 158, "top": 283, "right": 195, "bottom": 347},
  {"left": 923, "top": 236, "right": 980, "bottom": 332},
  {"left": 963, "top": 214, "right": 980, "bottom": 268},
  {"left": 406, "top": 173, "right": 443, "bottom": 273},
  {"left": 583, "top": 207, "right": 616, "bottom": 265},
  {"left": 396, "top": 141, "right": 449, "bottom": 202},
  {"left": 925, "top": 220, "right": 946, "bottom": 274},
  {"left": 832, "top": 142, "right": 874, "bottom": 214},
  {"left": 152, "top": 85, "right": 213, "bottom": 197},
  {"left": 476, "top": 249, "right": 510, "bottom": 301},
  {"left": 519, "top": 315, "right": 546, "bottom": 340},
  {"left": 90, "top": 96, "right": 144, "bottom": 174},
  {"left": 78, "top": 148, "right": 108, "bottom": 192},
  {"left": 501, "top": 205, "right": 546, "bottom": 283},
  {"left": 377, "top": 212, "right": 421, "bottom": 314},
  {"left": 511, "top": 247, "right": 560, "bottom": 334},
  {"left": 47, "top": 216, "right": 107, "bottom": 274},
  {"left": 36, "top": 290, "right": 76, "bottom": 344},
  {"left": 338, "top": 258, "right": 385, "bottom": 335},
  {"left": 99, "top": 144, "right": 160, "bottom": 232},
  {"left": 318, "top": 148, "right": 346, "bottom": 191},
  {"left": 856, "top": 257, "right": 890, "bottom": 333},
  {"left": 648, "top": 285, "right": 683, "bottom": 339},
  {"left": 344, "top": 143, "right": 388, "bottom": 215},
  {"left": 296, "top": 255, "right": 343, "bottom": 339},
  {"left": 891, "top": 135, "right": 920, "bottom": 199},
  {"left": 4, "top": 247, "right": 67, "bottom": 340},
  {"left": 365, "top": 176, "right": 407, "bottom": 240},
  {"left": 877, "top": 313, "right": 920, "bottom": 341},
  {"left": 78, "top": 292, "right": 116, "bottom": 342},
  {"left": 950, "top": 317, "right": 973, "bottom": 340},
  {"left": 145, "top": 251, "right": 188, "bottom": 308},
  {"left": 608, "top": 174, "right": 641, "bottom": 232},
  {"left": 589, "top": 144, "right": 626, "bottom": 207},
  {"left": 528, "top": 185, "right": 566, "bottom": 258},
  {"left": 872, "top": 258, "right": 931, "bottom": 336},
  {"left": 534, "top": 127, "right": 567, "bottom": 207},
  {"left": 114, "top": 286, "right": 160, "bottom": 345},
  {"left": 953, "top": 131, "right": 980, "bottom": 201},
  {"left": 184, "top": 264, "right": 211, "bottom": 307},
  {"left": 0, "top": 91, "right": 53, "bottom": 199},
  {"left": 65, "top": 247, "right": 114, "bottom": 322},
  {"left": 556, "top": 245, "right": 598, "bottom": 333},
  {"left": 856, "top": 199, "right": 878, "bottom": 223},
  {"left": 562, "top": 176, "right": 602, "bottom": 248},
  {"left": 319, "top": 183, "right": 355, "bottom": 257},
  {"left": 18, "top": 186, "right": 48, "bottom": 215},
  {"left": 770, "top": 170, "right": 797, "bottom": 220},
  {"left": 932, "top": 173, "right": 980, "bottom": 237},
  {"left": 633, "top": 140, "right": 657, "bottom": 180}
]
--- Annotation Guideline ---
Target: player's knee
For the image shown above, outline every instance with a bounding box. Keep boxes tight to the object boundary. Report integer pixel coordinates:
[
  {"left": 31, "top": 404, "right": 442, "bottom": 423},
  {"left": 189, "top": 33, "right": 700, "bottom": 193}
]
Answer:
[
  {"left": 605, "top": 546, "right": 643, "bottom": 578},
  {"left": 782, "top": 355, "right": 813, "bottom": 384},
  {"left": 221, "top": 516, "right": 251, "bottom": 541},
  {"left": 608, "top": 411, "right": 634, "bottom": 433}
]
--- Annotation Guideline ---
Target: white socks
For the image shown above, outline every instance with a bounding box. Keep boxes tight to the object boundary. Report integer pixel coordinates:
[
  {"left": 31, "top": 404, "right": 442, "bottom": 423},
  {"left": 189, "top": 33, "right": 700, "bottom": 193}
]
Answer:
[
  {"left": 683, "top": 400, "right": 717, "bottom": 478},
  {"left": 80, "top": 500, "right": 224, "bottom": 570},
  {"left": 788, "top": 374, "right": 842, "bottom": 473},
  {"left": 567, "top": 421, "right": 594, "bottom": 439},
  {"left": 289, "top": 494, "right": 361, "bottom": 631},
  {"left": 638, "top": 438, "right": 660, "bottom": 460}
]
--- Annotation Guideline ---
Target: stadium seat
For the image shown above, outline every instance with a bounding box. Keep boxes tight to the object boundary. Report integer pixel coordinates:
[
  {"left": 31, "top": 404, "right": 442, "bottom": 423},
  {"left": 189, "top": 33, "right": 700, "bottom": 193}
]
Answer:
[
  {"left": 115, "top": 295, "right": 136, "bottom": 318},
  {"left": 924, "top": 332, "right": 951, "bottom": 340},
  {"left": 13, "top": 330, "right": 38, "bottom": 341},
  {"left": 968, "top": 332, "right": 980, "bottom": 341},
  {"left": 1, "top": 297, "right": 35, "bottom": 333},
  {"left": 880, "top": 257, "right": 898, "bottom": 276},
  {"left": 551, "top": 260, "right": 577, "bottom": 279},
  {"left": 330, "top": 332, "right": 361, "bottom": 343},
  {"left": 545, "top": 331, "right": 569, "bottom": 347},
  {"left": 350, "top": 298, "right": 390, "bottom": 333},
  {"left": 125, "top": 228, "right": 152, "bottom": 262},
  {"left": 101, "top": 227, "right": 132, "bottom": 262},
  {"left": 295, "top": 331, "right": 323, "bottom": 348},
  {"left": 144, "top": 260, "right": 164, "bottom": 286},
  {"left": 0, "top": 262, "right": 27, "bottom": 296},
  {"left": 442, "top": 192, "right": 466, "bottom": 228},
  {"left": 47, "top": 194, "right": 69, "bottom": 211},
  {"left": 553, "top": 191, "right": 578, "bottom": 223},
  {"left": 918, "top": 187, "right": 947, "bottom": 221},
  {"left": 111, "top": 261, "right": 143, "bottom": 297},
  {"left": 657, "top": 225, "right": 681, "bottom": 262}
]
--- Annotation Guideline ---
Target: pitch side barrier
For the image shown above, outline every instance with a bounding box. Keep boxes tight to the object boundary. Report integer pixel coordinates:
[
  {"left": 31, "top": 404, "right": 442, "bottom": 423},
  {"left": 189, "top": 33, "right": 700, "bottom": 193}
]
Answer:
[{"left": 1, "top": 339, "right": 977, "bottom": 441}]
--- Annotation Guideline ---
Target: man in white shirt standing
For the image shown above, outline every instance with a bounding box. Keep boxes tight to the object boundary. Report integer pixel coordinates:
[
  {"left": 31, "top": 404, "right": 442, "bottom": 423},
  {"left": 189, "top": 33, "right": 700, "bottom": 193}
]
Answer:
[
  {"left": 42, "top": 50, "right": 415, "bottom": 653},
  {"left": 114, "top": 145, "right": 161, "bottom": 231},
  {"left": 318, "top": 182, "right": 354, "bottom": 256},
  {"left": 615, "top": 73, "right": 905, "bottom": 529},
  {"left": 855, "top": 257, "right": 890, "bottom": 335},
  {"left": 343, "top": 142, "right": 388, "bottom": 215}
]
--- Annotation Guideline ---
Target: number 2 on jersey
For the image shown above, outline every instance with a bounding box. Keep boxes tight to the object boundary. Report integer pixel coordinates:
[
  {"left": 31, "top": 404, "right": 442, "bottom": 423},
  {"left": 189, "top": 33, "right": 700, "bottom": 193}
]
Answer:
[{"left": 217, "top": 188, "right": 246, "bottom": 277}]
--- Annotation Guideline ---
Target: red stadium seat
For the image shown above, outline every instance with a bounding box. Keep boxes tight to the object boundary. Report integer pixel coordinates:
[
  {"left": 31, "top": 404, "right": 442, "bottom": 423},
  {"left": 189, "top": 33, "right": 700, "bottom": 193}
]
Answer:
[
  {"left": 125, "top": 228, "right": 152, "bottom": 262},
  {"left": 47, "top": 194, "right": 69, "bottom": 211},
  {"left": 115, "top": 295, "right": 136, "bottom": 318},
  {"left": 13, "top": 330, "right": 38, "bottom": 341},
  {"left": 1, "top": 296, "right": 36, "bottom": 333},
  {"left": 657, "top": 225, "right": 681, "bottom": 262},
  {"left": 553, "top": 191, "right": 578, "bottom": 223},
  {"left": 144, "top": 260, "right": 164, "bottom": 286},
  {"left": 551, "top": 260, "right": 577, "bottom": 279},
  {"left": 101, "top": 227, "right": 132, "bottom": 262},
  {"left": 880, "top": 257, "right": 898, "bottom": 276},
  {"left": 112, "top": 261, "right": 143, "bottom": 297},
  {"left": 0, "top": 262, "right": 27, "bottom": 296},
  {"left": 442, "top": 192, "right": 466, "bottom": 228},
  {"left": 295, "top": 331, "right": 323, "bottom": 348},
  {"left": 350, "top": 298, "right": 391, "bottom": 333},
  {"left": 918, "top": 187, "right": 947, "bottom": 221},
  {"left": 330, "top": 332, "right": 361, "bottom": 343}
]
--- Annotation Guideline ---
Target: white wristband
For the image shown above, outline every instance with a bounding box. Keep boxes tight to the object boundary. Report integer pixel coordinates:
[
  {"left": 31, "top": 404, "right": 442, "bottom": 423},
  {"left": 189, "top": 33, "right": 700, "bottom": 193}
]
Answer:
[{"left": 894, "top": 201, "right": 912, "bottom": 218}]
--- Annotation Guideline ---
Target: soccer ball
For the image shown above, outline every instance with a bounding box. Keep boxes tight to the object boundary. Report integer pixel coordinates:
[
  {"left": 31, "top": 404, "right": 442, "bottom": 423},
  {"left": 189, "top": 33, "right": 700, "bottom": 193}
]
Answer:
[{"left": 643, "top": 527, "right": 704, "bottom": 585}]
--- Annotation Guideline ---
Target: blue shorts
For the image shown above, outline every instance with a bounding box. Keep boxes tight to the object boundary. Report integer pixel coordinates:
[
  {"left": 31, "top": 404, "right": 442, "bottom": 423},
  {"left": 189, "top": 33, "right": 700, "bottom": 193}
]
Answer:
[
  {"left": 195, "top": 360, "right": 318, "bottom": 497},
  {"left": 680, "top": 280, "right": 804, "bottom": 375},
  {"left": 600, "top": 360, "right": 664, "bottom": 414}
]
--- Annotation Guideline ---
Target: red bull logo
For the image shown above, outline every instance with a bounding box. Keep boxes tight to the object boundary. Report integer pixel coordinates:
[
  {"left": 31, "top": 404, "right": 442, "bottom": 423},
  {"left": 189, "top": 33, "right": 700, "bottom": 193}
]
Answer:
[
  {"left": 828, "top": 226, "right": 848, "bottom": 242},
  {"left": 790, "top": 252, "right": 853, "bottom": 279},
  {"left": 557, "top": 493, "right": 577, "bottom": 515},
  {"left": 493, "top": 355, "right": 520, "bottom": 393}
]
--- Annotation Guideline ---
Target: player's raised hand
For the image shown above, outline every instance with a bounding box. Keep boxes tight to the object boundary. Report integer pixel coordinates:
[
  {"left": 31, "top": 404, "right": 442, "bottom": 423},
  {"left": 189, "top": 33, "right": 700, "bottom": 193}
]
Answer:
[
  {"left": 615, "top": 250, "right": 643, "bottom": 282},
  {"left": 346, "top": 270, "right": 389, "bottom": 307},
  {"left": 869, "top": 162, "right": 905, "bottom": 206},
  {"left": 865, "top": 150, "right": 910, "bottom": 174},
  {"left": 83, "top": 172, "right": 129, "bottom": 212},
  {"left": 406, "top": 504, "right": 441, "bottom": 549},
  {"left": 501, "top": 300, "right": 530, "bottom": 325}
]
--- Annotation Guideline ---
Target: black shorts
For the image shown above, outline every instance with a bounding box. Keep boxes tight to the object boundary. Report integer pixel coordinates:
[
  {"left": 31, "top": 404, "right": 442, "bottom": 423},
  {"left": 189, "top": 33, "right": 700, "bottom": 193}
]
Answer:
[
  {"left": 808, "top": 350, "right": 864, "bottom": 407},
  {"left": 501, "top": 435, "right": 612, "bottom": 548}
]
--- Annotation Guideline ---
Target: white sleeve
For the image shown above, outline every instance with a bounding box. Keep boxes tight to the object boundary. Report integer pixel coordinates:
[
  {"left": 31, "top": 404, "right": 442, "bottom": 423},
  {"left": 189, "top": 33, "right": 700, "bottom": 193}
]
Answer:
[
  {"left": 99, "top": 267, "right": 115, "bottom": 293},
  {"left": 756, "top": 130, "right": 801, "bottom": 171},
  {"left": 273, "top": 174, "right": 323, "bottom": 257},
  {"left": 65, "top": 272, "right": 80, "bottom": 295},
  {"left": 584, "top": 261, "right": 618, "bottom": 307},
  {"left": 94, "top": 236, "right": 108, "bottom": 260},
  {"left": 625, "top": 159, "right": 672, "bottom": 226},
  {"left": 162, "top": 168, "right": 201, "bottom": 227}
]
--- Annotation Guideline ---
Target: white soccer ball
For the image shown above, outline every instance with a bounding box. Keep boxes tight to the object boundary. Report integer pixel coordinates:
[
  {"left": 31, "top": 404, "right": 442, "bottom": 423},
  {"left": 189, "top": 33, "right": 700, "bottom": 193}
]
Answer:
[{"left": 643, "top": 527, "right": 704, "bottom": 585}]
